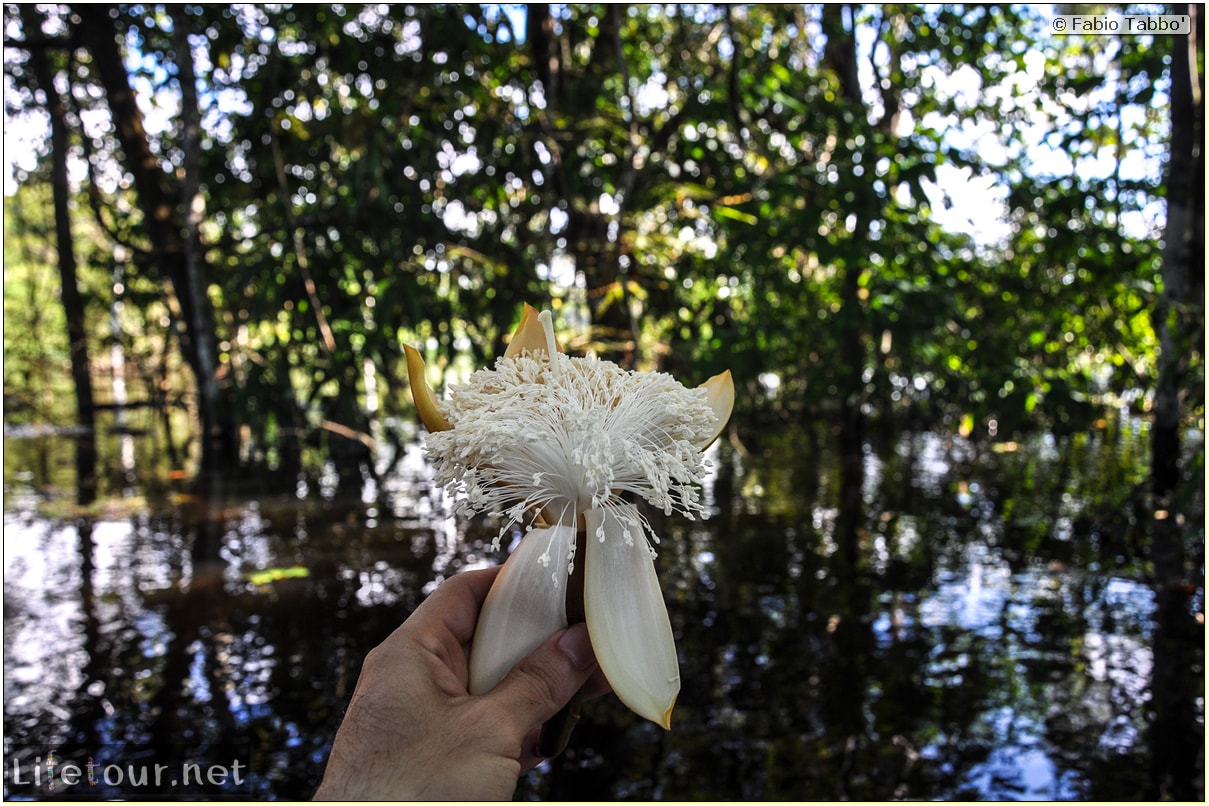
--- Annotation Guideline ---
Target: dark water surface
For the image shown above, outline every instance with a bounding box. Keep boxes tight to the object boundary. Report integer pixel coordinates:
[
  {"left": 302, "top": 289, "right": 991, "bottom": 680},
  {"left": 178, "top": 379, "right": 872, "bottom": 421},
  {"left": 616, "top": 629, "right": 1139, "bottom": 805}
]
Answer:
[{"left": 2, "top": 418, "right": 1199, "bottom": 799}]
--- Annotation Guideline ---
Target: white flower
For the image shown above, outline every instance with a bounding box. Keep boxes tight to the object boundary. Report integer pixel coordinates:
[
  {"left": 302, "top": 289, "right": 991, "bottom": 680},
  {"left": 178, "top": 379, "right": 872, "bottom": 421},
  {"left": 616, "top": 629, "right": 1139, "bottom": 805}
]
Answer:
[{"left": 405, "top": 304, "right": 733, "bottom": 727}]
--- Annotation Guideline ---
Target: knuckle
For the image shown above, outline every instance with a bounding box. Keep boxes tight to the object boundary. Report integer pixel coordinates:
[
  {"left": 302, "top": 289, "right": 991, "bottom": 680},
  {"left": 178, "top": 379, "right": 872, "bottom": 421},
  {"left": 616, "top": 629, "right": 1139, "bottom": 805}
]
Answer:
[
  {"left": 513, "top": 656, "right": 566, "bottom": 706},
  {"left": 359, "top": 643, "right": 393, "bottom": 678}
]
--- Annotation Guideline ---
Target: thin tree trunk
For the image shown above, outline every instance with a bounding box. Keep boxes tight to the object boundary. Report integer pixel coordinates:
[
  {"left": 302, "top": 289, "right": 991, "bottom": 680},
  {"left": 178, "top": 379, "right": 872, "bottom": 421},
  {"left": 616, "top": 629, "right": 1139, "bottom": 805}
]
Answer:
[
  {"left": 527, "top": 3, "right": 635, "bottom": 363},
  {"left": 21, "top": 4, "right": 97, "bottom": 502},
  {"left": 73, "top": 3, "right": 233, "bottom": 476},
  {"left": 170, "top": 6, "right": 231, "bottom": 476},
  {"left": 1148, "top": 5, "right": 1204, "bottom": 800},
  {"left": 823, "top": 3, "right": 870, "bottom": 572}
]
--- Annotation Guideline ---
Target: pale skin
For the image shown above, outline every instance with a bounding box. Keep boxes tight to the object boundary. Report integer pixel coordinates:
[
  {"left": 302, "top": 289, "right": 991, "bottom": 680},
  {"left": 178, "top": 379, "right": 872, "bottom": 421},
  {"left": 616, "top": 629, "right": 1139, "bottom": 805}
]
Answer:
[{"left": 314, "top": 566, "right": 609, "bottom": 801}]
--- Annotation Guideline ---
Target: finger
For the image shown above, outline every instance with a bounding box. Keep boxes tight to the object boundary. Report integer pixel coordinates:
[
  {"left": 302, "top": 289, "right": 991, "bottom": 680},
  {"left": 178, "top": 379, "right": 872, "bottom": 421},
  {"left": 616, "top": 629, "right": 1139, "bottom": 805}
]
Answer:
[
  {"left": 487, "top": 622, "right": 599, "bottom": 741},
  {"left": 580, "top": 667, "right": 613, "bottom": 701},
  {"left": 404, "top": 566, "right": 501, "bottom": 647},
  {"left": 518, "top": 725, "right": 546, "bottom": 772}
]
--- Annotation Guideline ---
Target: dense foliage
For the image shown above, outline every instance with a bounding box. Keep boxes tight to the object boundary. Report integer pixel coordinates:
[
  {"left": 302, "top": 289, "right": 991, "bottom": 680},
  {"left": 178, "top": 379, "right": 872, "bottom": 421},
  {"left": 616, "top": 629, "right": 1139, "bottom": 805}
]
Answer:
[{"left": 2, "top": 3, "right": 1201, "bottom": 483}]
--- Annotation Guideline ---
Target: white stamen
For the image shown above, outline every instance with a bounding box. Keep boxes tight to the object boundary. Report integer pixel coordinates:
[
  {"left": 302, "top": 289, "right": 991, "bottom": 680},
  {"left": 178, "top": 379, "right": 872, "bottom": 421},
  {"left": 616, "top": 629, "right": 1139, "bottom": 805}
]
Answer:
[{"left": 424, "top": 342, "right": 718, "bottom": 575}]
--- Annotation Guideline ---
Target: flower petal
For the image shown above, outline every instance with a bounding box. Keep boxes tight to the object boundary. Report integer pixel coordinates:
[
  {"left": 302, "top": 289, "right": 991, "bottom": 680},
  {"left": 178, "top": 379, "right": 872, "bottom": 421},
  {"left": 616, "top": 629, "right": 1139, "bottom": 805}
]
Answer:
[
  {"left": 468, "top": 524, "right": 574, "bottom": 694},
  {"left": 403, "top": 343, "right": 452, "bottom": 432},
  {"left": 696, "top": 369, "right": 735, "bottom": 449},
  {"left": 504, "top": 302, "right": 562, "bottom": 359},
  {"left": 584, "top": 505, "right": 680, "bottom": 728}
]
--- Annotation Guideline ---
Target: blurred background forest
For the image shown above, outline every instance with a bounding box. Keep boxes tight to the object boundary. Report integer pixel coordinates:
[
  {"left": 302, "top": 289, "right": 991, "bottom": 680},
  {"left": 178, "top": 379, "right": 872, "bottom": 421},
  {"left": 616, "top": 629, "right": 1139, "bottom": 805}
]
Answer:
[
  {"left": 2, "top": 3, "right": 1204, "bottom": 801},
  {"left": 3, "top": 1, "right": 1202, "bottom": 485}
]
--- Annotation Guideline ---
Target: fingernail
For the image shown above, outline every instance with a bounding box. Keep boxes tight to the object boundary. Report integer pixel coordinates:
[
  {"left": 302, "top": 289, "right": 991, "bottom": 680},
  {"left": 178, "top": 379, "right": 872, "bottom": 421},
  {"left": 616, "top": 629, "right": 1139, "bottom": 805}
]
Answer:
[{"left": 557, "top": 623, "right": 595, "bottom": 670}]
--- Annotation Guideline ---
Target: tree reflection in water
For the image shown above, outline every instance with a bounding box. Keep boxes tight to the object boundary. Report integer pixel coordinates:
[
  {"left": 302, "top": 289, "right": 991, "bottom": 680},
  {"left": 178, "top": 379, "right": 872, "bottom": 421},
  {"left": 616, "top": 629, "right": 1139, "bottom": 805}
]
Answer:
[{"left": 2, "top": 419, "right": 1201, "bottom": 800}]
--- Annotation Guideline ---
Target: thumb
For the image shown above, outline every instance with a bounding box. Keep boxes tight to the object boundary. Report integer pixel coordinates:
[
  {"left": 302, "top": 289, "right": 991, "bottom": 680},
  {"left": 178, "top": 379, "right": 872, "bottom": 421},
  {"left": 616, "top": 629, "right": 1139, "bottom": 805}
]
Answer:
[{"left": 486, "top": 623, "right": 598, "bottom": 734}]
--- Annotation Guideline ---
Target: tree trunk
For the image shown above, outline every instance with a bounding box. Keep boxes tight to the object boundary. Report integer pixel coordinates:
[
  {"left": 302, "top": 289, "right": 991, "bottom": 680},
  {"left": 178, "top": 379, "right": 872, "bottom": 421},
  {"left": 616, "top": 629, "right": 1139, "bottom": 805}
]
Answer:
[
  {"left": 527, "top": 3, "right": 637, "bottom": 364},
  {"left": 21, "top": 4, "right": 97, "bottom": 503},
  {"left": 170, "top": 6, "right": 233, "bottom": 478},
  {"left": 822, "top": 3, "right": 870, "bottom": 571},
  {"left": 73, "top": 3, "right": 235, "bottom": 475},
  {"left": 1148, "top": 5, "right": 1204, "bottom": 800}
]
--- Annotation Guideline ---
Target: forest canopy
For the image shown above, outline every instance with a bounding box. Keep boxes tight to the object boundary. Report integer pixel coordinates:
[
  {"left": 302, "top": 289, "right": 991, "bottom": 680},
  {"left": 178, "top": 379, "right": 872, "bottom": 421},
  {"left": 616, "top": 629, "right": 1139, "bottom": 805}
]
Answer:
[{"left": 2, "top": 3, "right": 1203, "bottom": 486}]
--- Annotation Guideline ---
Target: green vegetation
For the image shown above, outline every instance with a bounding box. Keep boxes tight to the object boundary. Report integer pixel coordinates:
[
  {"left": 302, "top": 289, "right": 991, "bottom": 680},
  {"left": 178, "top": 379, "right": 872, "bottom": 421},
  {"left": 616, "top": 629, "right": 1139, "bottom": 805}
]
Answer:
[{"left": 2, "top": 4, "right": 1201, "bottom": 481}]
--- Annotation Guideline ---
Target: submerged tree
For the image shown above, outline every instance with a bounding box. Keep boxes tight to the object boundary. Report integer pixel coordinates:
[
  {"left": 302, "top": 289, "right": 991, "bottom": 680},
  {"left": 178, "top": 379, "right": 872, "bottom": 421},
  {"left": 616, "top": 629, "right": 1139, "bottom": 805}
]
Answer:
[
  {"left": 1148, "top": 3, "right": 1204, "bottom": 799},
  {"left": 70, "top": 3, "right": 234, "bottom": 476},
  {"left": 11, "top": 5, "right": 96, "bottom": 498}
]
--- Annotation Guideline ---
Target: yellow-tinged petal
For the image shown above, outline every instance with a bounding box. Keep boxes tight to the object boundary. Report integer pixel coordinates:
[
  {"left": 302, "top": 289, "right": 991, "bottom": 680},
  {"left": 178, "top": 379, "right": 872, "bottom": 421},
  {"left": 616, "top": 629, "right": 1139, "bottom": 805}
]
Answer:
[
  {"left": 403, "top": 343, "right": 451, "bottom": 432},
  {"left": 468, "top": 524, "right": 574, "bottom": 694},
  {"left": 696, "top": 369, "right": 735, "bottom": 449},
  {"left": 583, "top": 504, "right": 680, "bottom": 729},
  {"left": 504, "top": 302, "right": 562, "bottom": 359}
]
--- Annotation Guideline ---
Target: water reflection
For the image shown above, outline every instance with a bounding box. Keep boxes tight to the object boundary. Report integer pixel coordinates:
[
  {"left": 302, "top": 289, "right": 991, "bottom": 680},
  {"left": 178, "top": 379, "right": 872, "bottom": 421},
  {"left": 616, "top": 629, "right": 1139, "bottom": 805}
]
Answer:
[{"left": 2, "top": 420, "right": 1200, "bottom": 800}]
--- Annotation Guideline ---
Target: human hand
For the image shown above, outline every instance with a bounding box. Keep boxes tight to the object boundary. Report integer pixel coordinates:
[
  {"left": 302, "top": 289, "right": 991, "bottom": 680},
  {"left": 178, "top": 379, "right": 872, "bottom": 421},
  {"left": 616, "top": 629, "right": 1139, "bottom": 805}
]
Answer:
[{"left": 313, "top": 566, "right": 610, "bottom": 801}]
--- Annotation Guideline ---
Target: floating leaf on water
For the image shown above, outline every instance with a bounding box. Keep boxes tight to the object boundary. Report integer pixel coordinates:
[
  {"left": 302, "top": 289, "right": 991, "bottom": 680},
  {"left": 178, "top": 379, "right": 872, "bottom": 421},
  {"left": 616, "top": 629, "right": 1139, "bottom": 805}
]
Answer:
[{"left": 246, "top": 566, "right": 310, "bottom": 586}]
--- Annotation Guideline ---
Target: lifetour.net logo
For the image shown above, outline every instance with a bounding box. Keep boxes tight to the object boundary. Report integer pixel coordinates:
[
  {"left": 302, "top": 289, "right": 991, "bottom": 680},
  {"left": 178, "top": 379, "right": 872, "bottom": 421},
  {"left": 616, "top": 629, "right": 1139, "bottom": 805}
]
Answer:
[{"left": 5, "top": 747, "right": 252, "bottom": 797}]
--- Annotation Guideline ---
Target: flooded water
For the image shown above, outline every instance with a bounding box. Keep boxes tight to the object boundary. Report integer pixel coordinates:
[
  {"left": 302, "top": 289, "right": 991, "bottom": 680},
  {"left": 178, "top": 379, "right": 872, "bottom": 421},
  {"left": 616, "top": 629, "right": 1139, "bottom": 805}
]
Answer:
[{"left": 1, "top": 417, "right": 1199, "bottom": 799}]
